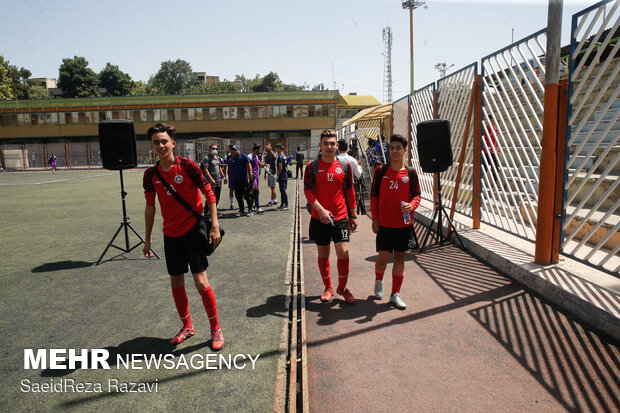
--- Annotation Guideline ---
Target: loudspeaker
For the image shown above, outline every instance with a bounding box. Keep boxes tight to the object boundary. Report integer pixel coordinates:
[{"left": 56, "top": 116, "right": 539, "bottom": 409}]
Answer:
[
  {"left": 99, "top": 120, "right": 137, "bottom": 170},
  {"left": 416, "top": 119, "right": 453, "bottom": 173}
]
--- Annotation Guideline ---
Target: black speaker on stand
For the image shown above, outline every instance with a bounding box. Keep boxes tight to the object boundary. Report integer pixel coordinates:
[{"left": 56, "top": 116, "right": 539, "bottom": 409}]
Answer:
[
  {"left": 96, "top": 120, "right": 159, "bottom": 264},
  {"left": 416, "top": 119, "right": 464, "bottom": 251}
]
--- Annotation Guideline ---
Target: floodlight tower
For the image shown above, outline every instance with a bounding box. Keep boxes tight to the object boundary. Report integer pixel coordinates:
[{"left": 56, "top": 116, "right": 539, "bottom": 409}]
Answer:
[
  {"left": 434, "top": 62, "right": 454, "bottom": 78},
  {"left": 402, "top": 0, "right": 425, "bottom": 93},
  {"left": 382, "top": 26, "right": 393, "bottom": 104}
]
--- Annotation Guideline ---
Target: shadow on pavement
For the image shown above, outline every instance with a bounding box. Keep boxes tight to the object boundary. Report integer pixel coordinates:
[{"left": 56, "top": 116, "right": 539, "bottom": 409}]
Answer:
[
  {"left": 305, "top": 295, "right": 395, "bottom": 325},
  {"left": 413, "top": 242, "right": 620, "bottom": 412},
  {"left": 246, "top": 294, "right": 287, "bottom": 318},
  {"left": 32, "top": 260, "right": 93, "bottom": 273}
]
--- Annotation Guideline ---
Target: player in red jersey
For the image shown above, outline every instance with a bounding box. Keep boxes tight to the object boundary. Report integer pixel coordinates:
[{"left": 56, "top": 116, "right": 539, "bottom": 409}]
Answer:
[
  {"left": 304, "top": 129, "right": 358, "bottom": 304},
  {"left": 370, "top": 134, "right": 421, "bottom": 309},
  {"left": 142, "top": 123, "right": 224, "bottom": 350}
]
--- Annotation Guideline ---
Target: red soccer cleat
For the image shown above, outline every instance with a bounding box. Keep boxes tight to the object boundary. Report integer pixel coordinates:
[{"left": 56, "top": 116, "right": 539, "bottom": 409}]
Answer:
[
  {"left": 336, "top": 287, "right": 356, "bottom": 304},
  {"left": 170, "top": 326, "right": 195, "bottom": 345},
  {"left": 320, "top": 288, "right": 333, "bottom": 303},
  {"left": 211, "top": 328, "right": 225, "bottom": 351}
]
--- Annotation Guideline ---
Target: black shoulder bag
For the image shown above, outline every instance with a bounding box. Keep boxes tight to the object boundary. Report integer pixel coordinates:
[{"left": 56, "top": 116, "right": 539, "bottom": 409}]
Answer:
[{"left": 153, "top": 167, "right": 225, "bottom": 256}]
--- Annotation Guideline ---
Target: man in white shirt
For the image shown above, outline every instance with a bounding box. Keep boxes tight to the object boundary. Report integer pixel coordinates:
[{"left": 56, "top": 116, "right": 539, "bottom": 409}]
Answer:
[{"left": 336, "top": 140, "right": 363, "bottom": 179}]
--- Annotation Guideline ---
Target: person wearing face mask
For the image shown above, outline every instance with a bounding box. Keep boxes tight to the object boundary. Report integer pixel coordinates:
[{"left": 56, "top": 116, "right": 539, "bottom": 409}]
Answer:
[{"left": 201, "top": 144, "right": 225, "bottom": 212}]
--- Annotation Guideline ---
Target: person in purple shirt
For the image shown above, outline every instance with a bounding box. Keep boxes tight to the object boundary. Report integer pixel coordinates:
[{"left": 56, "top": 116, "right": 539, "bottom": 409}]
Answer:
[
  {"left": 222, "top": 146, "right": 237, "bottom": 210},
  {"left": 49, "top": 153, "right": 57, "bottom": 174},
  {"left": 248, "top": 144, "right": 267, "bottom": 214}
]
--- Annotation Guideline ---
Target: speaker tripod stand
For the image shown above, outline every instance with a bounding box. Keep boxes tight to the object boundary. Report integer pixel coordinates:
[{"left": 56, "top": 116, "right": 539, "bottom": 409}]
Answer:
[
  {"left": 96, "top": 170, "right": 159, "bottom": 265},
  {"left": 419, "top": 174, "right": 464, "bottom": 252}
]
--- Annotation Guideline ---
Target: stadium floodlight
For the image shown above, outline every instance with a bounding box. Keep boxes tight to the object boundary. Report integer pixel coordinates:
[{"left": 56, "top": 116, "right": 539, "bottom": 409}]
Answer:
[{"left": 401, "top": 0, "right": 426, "bottom": 92}]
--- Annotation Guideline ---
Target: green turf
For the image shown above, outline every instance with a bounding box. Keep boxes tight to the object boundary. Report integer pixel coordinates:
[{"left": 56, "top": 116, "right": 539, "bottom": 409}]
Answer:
[{"left": 0, "top": 169, "right": 294, "bottom": 412}]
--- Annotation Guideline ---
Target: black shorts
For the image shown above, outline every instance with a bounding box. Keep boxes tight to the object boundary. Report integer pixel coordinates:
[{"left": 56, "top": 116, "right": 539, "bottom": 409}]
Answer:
[
  {"left": 309, "top": 217, "right": 350, "bottom": 246},
  {"left": 376, "top": 226, "right": 412, "bottom": 253},
  {"left": 164, "top": 229, "right": 208, "bottom": 276}
]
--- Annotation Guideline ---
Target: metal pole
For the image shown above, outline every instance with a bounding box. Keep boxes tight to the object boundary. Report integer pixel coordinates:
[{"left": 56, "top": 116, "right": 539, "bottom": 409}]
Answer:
[
  {"left": 410, "top": 7, "right": 414, "bottom": 93},
  {"left": 535, "top": 0, "right": 563, "bottom": 264}
]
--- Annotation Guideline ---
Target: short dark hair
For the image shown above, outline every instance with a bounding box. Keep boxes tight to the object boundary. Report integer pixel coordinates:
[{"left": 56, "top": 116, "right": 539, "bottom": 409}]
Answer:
[
  {"left": 320, "top": 129, "right": 337, "bottom": 141},
  {"left": 275, "top": 143, "right": 283, "bottom": 149},
  {"left": 390, "top": 134, "right": 407, "bottom": 149},
  {"left": 337, "top": 140, "right": 348, "bottom": 152},
  {"left": 253, "top": 144, "right": 261, "bottom": 151},
  {"left": 147, "top": 123, "right": 175, "bottom": 140}
]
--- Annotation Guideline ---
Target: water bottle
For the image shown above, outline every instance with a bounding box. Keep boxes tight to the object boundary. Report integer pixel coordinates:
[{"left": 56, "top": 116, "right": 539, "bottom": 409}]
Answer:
[{"left": 401, "top": 201, "right": 411, "bottom": 225}]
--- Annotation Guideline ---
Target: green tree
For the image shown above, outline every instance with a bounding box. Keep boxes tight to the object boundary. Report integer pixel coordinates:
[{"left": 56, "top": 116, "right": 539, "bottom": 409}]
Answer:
[
  {"left": 149, "top": 59, "right": 199, "bottom": 95},
  {"left": 58, "top": 56, "right": 99, "bottom": 98},
  {"left": 129, "top": 80, "right": 149, "bottom": 96},
  {"left": 0, "top": 56, "right": 32, "bottom": 99},
  {"left": 0, "top": 64, "right": 14, "bottom": 99},
  {"left": 26, "top": 85, "right": 50, "bottom": 100},
  {"left": 99, "top": 63, "right": 133, "bottom": 96}
]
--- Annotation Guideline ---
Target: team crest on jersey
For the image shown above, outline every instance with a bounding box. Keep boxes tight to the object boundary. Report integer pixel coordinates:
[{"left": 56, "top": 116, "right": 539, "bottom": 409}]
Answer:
[
  {"left": 174, "top": 175, "right": 184, "bottom": 184},
  {"left": 335, "top": 167, "right": 343, "bottom": 174},
  {"left": 402, "top": 176, "right": 409, "bottom": 183}
]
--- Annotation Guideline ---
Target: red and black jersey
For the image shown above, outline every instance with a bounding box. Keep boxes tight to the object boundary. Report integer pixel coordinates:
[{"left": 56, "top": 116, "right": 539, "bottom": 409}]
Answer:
[
  {"left": 144, "top": 157, "right": 216, "bottom": 237},
  {"left": 304, "top": 159, "right": 356, "bottom": 221},
  {"left": 370, "top": 165, "right": 421, "bottom": 228}
]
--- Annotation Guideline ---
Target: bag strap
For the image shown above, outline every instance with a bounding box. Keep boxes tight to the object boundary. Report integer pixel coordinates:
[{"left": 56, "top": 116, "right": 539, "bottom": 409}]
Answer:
[{"left": 152, "top": 166, "right": 202, "bottom": 221}]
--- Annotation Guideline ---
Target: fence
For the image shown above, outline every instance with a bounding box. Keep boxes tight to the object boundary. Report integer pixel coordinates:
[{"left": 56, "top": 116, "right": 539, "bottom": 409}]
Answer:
[
  {"left": 388, "top": 0, "right": 618, "bottom": 274},
  {"left": 564, "top": 0, "right": 620, "bottom": 271}
]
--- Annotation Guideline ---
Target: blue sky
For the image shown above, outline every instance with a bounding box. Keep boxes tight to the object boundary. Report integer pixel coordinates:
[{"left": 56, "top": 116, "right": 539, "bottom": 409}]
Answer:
[{"left": 2, "top": 0, "right": 593, "bottom": 101}]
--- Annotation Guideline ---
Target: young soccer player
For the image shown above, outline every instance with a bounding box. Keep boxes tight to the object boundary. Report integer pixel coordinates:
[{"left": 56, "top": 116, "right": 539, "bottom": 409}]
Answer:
[
  {"left": 142, "top": 123, "right": 224, "bottom": 350},
  {"left": 304, "top": 129, "right": 358, "bottom": 304},
  {"left": 370, "top": 134, "right": 421, "bottom": 309}
]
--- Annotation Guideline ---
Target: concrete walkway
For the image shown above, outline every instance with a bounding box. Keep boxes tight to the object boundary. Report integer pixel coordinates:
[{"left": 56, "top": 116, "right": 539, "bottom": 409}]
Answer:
[{"left": 300, "top": 209, "right": 619, "bottom": 412}]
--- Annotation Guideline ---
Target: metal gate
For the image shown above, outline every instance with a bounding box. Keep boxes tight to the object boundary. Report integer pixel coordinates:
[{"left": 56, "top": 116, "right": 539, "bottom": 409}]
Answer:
[
  {"left": 480, "top": 29, "right": 548, "bottom": 241},
  {"left": 564, "top": 0, "right": 620, "bottom": 273}
]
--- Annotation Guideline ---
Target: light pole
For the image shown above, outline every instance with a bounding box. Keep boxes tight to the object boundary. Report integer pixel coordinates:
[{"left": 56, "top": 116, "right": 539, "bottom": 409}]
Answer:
[
  {"left": 434, "top": 62, "right": 454, "bottom": 78},
  {"left": 402, "top": 0, "right": 425, "bottom": 93}
]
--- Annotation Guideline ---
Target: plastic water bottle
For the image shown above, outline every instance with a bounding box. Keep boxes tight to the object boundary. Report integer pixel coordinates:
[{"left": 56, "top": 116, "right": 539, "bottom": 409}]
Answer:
[{"left": 401, "top": 201, "right": 411, "bottom": 225}]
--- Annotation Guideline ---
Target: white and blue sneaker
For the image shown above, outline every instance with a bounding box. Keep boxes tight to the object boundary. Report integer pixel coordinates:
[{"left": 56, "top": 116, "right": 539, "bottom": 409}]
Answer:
[
  {"left": 374, "top": 280, "right": 383, "bottom": 299},
  {"left": 390, "top": 292, "right": 406, "bottom": 309}
]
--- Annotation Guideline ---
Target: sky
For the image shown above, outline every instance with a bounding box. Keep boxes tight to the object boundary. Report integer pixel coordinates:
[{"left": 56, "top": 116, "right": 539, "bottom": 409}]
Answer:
[{"left": 1, "top": 0, "right": 595, "bottom": 102}]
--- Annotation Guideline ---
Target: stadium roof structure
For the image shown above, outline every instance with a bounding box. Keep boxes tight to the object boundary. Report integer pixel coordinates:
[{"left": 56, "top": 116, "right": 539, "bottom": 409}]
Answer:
[
  {"left": 342, "top": 103, "right": 391, "bottom": 126},
  {"left": 0, "top": 90, "right": 344, "bottom": 111},
  {"left": 339, "top": 95, "right": 381, "bottom": 108}
]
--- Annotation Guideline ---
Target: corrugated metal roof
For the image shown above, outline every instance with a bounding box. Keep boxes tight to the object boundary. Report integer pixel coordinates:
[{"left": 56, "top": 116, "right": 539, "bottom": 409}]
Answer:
[
  {"left": 342, "top": 103, "right": 392, "bottom": 126},
  {"left": 340, "top": 95, "right": 381, "bottom": 107}
]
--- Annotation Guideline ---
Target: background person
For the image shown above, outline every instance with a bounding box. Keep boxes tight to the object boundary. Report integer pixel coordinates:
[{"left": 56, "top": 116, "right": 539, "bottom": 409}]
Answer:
[
  {"left": 230, "top": 145, "right": 252, "bottom": 217},
  {"left": 275, "top": 144, "right": 289, "bottom": 210},
  {"left": 142, "top": 122, "right": 224, "bottom": 350},
  {"left": 295, "top": 146, "right": 305, "bottom": 179},
  {"left": 202, "top": 144, "right": 225, "bottom": 213},
  {"left": 222, "top": 146, "right": 237, "bottom": 210},
  {"left": 263, "top": 142, "right": 278, "bottom": 206}
]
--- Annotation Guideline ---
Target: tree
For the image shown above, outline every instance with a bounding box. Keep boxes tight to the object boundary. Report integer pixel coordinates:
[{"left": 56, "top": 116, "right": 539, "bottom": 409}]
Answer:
[
  {"left": 129, "top": 80, "right": 148, "bottom": 96},
  {"left": 0, "top": 56, "right": 32, "bottom": 99},
  {"left": 99, "top": 63, "right": 133, "bottom": 96},
  {"left": 149, "top": 59, "right": 199, "bottom": 95},
  {"left": 26, "top": 85, "right": 50, "bottom": 100},
  {"left": 0, "top": 64, "right": 14, "bottom": 99},
  {"left": 58, "top": 56, "right": 99, "bottom": 98}
]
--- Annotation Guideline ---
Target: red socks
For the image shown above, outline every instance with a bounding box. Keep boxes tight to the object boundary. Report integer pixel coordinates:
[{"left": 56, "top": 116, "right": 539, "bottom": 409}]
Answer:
[
  {"left": 171, "top": 285, "right": 193, "bottom": 329},
  {"left": 318, "top": 257, "right": 332, "bottom": 290},
  {"left": 375, "top": 267, "right": 385, "bottom": 281},
  {"left": 337, "top": 258, "right": 349, "bottom": 291},
  {"left": 392, "top": 271, "right": 404, "bottom": 295},
  {"left": 198, "top": 286, "right": 220, "bottom": 331}
]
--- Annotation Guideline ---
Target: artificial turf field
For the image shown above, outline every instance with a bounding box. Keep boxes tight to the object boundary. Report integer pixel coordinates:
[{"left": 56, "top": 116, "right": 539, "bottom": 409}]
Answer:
[{"left": 0, "top": 168, "right": 293, "bottom": 412}]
